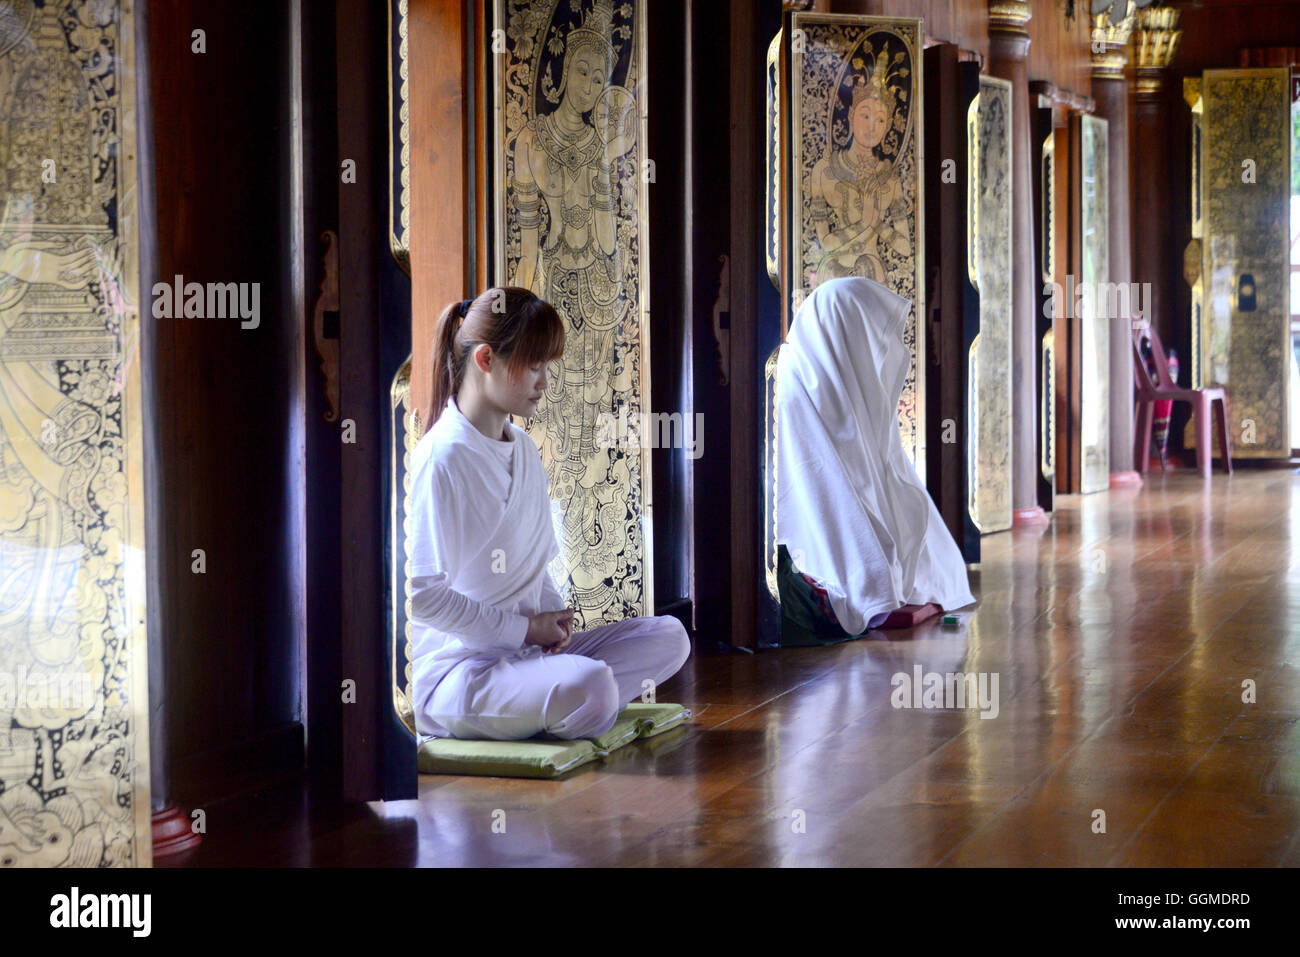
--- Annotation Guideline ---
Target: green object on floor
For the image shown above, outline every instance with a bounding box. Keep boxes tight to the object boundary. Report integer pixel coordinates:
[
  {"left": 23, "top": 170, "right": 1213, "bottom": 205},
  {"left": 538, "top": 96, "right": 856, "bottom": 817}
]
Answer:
[
  {"left": 942, "top": 614, "right": 959, "bottom": 626},
  {"left": 775, "top": 544, "right": 870, "bottom": 646},
  {"left": 416, "top": 702, "right": 692, "bottom": 779}
]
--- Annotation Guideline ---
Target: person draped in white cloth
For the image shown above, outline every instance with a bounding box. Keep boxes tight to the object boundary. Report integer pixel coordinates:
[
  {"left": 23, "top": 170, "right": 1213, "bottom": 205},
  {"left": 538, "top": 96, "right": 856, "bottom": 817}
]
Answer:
[
  {"left": 776, "top": 276, "right": 976, "bottom": 633},
  {"left": 409, "top": 287, "right": 690, "bottom": 742}
]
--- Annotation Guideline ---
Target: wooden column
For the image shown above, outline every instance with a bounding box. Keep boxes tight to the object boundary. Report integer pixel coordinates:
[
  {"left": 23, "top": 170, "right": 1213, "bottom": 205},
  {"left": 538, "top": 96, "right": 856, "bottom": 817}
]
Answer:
[
  {"left": 988, "top": 1, "right": 1046, "bottom": 525},
  {"left": 1033, "top": 82, "right": 1095, "bottom": 496},
  {"left": 408, "top": 0, "right": 472, "bottom": 429},
  {"left": 1131, "top": 9, "right": 1184, "bottom": 382},
  {"left": 139, "top": 0, "right": 202, "bottom": 858},
  {"left": 1029, "top": 80, "right": 1093, "bottom": 506},
  {"left": 729, "top": 0, "right": 761, "bottom": 647},
  {"left": 1092, "top": 9, "right": 1141, "bottom": 488},
  {"left": 925, "top": 43, "right": 982, "bottom": 560},
  {"left": 338, "top": 0, "right": 404, "bottom": 802}
]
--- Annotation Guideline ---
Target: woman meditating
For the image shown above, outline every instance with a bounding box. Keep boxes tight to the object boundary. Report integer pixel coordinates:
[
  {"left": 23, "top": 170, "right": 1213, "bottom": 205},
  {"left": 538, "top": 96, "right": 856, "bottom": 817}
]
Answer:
[
  {"left": 775, "top": 277, "right": 976, "bottom": 643},
  {"left": 409, "top": 287, "right": 691, "bottom": 742}
]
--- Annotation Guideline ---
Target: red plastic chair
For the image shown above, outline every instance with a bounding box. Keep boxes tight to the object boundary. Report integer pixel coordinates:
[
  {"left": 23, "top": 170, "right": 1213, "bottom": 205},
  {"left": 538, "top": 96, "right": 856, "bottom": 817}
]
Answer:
[{"left": 1132, "top": 324, "right": 1231, "bottom": 478}]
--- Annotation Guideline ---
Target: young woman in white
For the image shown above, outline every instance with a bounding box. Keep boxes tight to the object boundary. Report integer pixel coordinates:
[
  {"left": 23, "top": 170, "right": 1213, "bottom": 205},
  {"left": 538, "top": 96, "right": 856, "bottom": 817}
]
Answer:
[{"left": 410, "top": 287, "right": 691, "bottom": 742}]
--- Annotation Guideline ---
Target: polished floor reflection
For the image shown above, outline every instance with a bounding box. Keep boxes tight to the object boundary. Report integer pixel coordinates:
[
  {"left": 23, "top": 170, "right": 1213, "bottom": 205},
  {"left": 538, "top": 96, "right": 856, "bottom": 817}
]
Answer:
[{"left": 165, "top": 468, "right": 1300, "bottom": 866}]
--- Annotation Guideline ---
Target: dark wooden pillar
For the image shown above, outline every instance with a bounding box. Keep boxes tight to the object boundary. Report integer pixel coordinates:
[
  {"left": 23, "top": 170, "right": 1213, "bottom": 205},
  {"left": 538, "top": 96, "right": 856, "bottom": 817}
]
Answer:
[
  {"left": 1092, "top": 9, "right": 1140, "bottom": 487},
  {"left": 149, "top": 0, "right": 308, "bottom": 830},
  {"left": 337, "top": 0, "right": 417, "bottom": 802},
  {"left": 647, "top": 1, "right": 695, "bottom": 622},
  {"left": 139, "top": 0, "right": 202, "bottom": 857},
  {"left": 925, "top": 43, "right": 982, "bottom": 561},
  {"left": 688, "top": 0, "right": 736, "bottom": 648},
  {"left": 729, "top": 0, "right": 762, "bottom": 647},
  {"left": 987, "top": 1, "right": 1046, "bottom": 525},
  {"left": 1131, "top": 9, "right": 1184, "bottom": 385}
]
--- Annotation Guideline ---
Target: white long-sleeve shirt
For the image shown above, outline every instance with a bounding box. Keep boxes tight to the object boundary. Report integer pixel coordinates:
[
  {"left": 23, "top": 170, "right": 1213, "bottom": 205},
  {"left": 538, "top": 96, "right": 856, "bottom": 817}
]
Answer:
[
  {"left": 408, "top": 571, "right": 530, "bottom": 653},
  {"left": 407, "top": 396, "right": 569, "bottom": 731}
]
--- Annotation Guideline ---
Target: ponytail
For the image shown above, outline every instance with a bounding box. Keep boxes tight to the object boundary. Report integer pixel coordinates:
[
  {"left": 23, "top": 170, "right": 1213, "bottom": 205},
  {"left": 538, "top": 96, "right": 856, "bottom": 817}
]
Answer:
[
  {"left": 427, "top": 288, "right": 566, "bottom": 429},
  {"left": 429, "top": 299, "right": 465, "bottom": 425}
]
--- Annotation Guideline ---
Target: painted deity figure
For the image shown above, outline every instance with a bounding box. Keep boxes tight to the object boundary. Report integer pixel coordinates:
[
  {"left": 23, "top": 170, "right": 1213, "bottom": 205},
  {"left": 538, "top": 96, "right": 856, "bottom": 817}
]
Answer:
[
  {"left": 0, "top": 0, "right": 129, "bottom": 866},
  {"left": 806, "top": 58, "right": 911, "bottom": 290},
  {"left": 509, "top": 0, "right": 638, "bottom": 609}
]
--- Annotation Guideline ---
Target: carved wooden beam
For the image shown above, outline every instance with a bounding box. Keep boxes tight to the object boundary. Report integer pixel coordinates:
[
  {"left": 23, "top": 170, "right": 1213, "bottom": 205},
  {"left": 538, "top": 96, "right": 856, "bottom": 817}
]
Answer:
[{"left": 1028, "top": 80, "right": 1095, "bottom": 116}]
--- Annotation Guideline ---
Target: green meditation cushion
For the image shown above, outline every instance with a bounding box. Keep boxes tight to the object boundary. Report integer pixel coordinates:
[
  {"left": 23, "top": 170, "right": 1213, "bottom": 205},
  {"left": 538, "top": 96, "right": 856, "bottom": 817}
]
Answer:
[{"left": 417, "top": 702, "right": 692, "bottom": 778}]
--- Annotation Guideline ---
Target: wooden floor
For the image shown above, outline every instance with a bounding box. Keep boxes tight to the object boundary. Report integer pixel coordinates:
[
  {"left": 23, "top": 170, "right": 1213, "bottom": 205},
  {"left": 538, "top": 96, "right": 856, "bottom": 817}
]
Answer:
[{"left": 165, "top": 468, "right": 1300, "bottom": 866}]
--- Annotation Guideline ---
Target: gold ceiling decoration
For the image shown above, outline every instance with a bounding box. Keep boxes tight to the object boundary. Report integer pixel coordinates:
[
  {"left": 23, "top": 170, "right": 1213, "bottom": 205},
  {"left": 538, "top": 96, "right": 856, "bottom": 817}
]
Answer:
[
  {"left": 1132, "top": 6, "right": 1181, "bottom": 71},
  {"left": 1090, "top": 7, "right": 1135, "bottom": 79},
  {"left": 989, "top": 1, "right": 1032, "bottom": 36}
]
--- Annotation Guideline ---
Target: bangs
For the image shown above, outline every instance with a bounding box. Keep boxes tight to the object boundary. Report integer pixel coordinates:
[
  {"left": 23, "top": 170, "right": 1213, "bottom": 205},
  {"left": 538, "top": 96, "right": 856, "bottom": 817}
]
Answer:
[{"left": 505, "top": 298, "right": 566, "bottom": 375}]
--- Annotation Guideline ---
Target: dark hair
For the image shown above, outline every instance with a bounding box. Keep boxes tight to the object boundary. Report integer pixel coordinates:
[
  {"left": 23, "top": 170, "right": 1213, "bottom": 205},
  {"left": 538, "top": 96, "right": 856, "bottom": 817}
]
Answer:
[{"left": 429, "top": 287, "right": 566, "bottom": 422}]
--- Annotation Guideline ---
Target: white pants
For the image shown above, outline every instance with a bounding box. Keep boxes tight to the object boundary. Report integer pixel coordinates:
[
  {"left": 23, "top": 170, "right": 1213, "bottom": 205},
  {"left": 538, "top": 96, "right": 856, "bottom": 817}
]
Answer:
[{"left": 422, "top": 614, "right": 692, "bottom": 741}]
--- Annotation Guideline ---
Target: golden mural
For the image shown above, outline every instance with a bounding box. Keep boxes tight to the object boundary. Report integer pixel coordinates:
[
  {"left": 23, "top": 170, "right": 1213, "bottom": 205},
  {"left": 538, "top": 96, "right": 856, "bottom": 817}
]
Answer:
[
  {"left": 1185, "top": 77, "right": 1203, "bottom": 391},
  {"left": 494, "top": 0, "right": 652, "bottom": 629},
  {"left": 390, "top": 358, "right": 418, "bottom": 739},
  {"left": 791, "top": 12, "right": 925, "bottom": 478},
  {"left": 765, "top": 28, "right": 782, "bottom": 289},
  {"left": 968, "top": 75, "right": 1013, "bottom": 533},
  {"left": 1039, "top": 129, "right": 1056, "bottom": 488},
  {"left": 1079, "top": 113, "right": 1110, "bottom": 493},
  {"left": 387, "top": 0, "right": 410, "bottom": 273},
  {"left": 1197, "top": 68, "right": 1291, "bottom": 458},
  {"left": 0, "top": 0, "right": 151, "bottom": 866},
  {"left": 763, "top": 344, "right": 780, "bottom": 601}
]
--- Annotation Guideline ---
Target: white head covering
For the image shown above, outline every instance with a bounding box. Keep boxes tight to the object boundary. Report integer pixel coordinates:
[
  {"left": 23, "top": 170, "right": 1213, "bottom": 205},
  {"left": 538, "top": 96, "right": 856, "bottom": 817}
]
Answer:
[{"left": 776, "top": 277, "right": 975, "bottom": 631}]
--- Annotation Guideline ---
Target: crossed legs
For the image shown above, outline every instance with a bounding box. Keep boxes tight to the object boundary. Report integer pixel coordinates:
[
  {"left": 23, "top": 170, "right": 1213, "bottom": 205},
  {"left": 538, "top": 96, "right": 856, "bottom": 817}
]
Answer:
[{"left": 422, "top": 615, "right": 692, "bottom": 741}]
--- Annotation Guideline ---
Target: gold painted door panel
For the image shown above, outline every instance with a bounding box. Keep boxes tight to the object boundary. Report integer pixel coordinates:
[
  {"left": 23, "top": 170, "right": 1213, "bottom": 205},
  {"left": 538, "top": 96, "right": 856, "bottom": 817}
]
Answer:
[
  {"left": 790, "top": 12, "right": 925, "bottom": 481},
  {"left": 1079, "top": 113, "right": 1110, "bottom": 493},
  {"left": 492, "top": 0, "right": 653, "bottom": 628},
  {"left": 1198, "top": 68, "right": 1291, "bottom": 458},
  {"left": 0, "top": 0, "right": 150, "bottom": 865},
  {"left": 968, "top": 75, "right": 1013, "bottom": 533}
]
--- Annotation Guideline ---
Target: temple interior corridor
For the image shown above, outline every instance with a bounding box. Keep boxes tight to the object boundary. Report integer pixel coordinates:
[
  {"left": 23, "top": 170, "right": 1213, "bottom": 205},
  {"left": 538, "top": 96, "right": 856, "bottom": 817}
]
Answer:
[{"left": 160, "top": 467, "right": 1300, "bottom": 867}]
